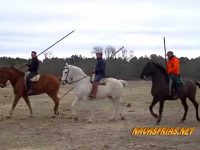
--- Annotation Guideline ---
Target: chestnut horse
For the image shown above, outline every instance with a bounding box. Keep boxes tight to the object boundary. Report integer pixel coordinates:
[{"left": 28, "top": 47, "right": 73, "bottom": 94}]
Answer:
[{"left": 0, "top": 67, "right": 60, "bottom": 117}]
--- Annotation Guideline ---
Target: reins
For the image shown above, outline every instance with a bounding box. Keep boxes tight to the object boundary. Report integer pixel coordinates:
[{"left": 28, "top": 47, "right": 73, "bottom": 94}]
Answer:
[
  {"left": 58, "top": 75, "right": 89, "bottom": 102},
  {"left": 67, "top": 75, "right": 88, "bottom": 84}
]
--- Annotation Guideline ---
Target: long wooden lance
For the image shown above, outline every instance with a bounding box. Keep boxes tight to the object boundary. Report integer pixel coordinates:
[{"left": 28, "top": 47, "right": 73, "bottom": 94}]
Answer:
[
  {"left": 163, "top": 37, "right": 167, "bottom": 69},
  {"left": 110, "top": 46, "right": 124, "bottom": 58},
  {"left": 19, "top": 30, "right": 75, "bottom": 69}
]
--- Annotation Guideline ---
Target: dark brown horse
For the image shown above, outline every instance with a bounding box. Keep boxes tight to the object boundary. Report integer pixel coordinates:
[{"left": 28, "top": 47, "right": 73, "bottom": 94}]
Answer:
[
  {"left": 140, "top": 62, "right": 200, "bottom": 124},
  {"left": 0, "top": 67, "right": 60, "bottom": 117}
]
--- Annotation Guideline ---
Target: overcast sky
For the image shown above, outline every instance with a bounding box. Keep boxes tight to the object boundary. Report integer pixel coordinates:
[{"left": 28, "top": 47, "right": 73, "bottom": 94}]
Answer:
[{"left": 0, "top": 0, "right": 199, "bottom": 59}]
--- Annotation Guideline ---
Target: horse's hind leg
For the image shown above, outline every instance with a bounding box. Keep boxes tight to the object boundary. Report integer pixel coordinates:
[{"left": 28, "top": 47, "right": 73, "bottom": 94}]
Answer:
[
  {"left": 109, "top": 97, "right": 120, "bottom": 121},
  {"left": 23, "top": 95, "right": 33, "bottom": 117},
  {"left": 188, "top": 96, "right": 200, "bottom": 122},
  {"left": 149, "top": 98, "right": 159, "bottom": 119},
  {"left": 71, "top": 96, "right": 79, "bottom": 121},
  {"left": 88, "top": 108, "right": 95, "bottom": 122},
  {"left": 48, "top": 93, "right": 59, "bottom": 117},
  {"left": 157, "top": 100, "right": 165, "bottom": 124},
  {"left": 117, "top": 97, "right": 125, "bottom": 120},
  {"left": 180, "top": 98, "right": 188, "bottom": 122}
]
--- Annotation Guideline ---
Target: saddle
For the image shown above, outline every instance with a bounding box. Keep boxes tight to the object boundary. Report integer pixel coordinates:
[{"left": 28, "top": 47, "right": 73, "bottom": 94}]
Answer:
[
  {"left": 90, "top": 77, "right": 106, "bottom": 85},
  {"left": 30, "top": 74, "right": 40, "bottom": 82},
  {"left": 24, "top": 72, "right": 40, "bottom": 82},
  {"left": 99, "top": 78, "right": 106, "bottom": 85},
  {"left": 173, "top": 76, "right": 184, "bottom": 89},
  {"left": 169, "top": 76, "right": 185, "bottom": 100}
]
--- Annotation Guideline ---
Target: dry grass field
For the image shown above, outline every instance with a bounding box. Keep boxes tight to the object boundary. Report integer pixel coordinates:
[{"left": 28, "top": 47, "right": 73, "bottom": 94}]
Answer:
[{"left": 0, "top": 81, "right": 200, "bottom": 150}]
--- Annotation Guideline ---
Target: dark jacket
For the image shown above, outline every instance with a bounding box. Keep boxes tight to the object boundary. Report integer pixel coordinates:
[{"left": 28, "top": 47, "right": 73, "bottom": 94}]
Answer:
[
  {"left": 28, "top": 57, "right": 39, "bottom": 72},
  {"left": 95, "top": 58, "right": 106, "bottom": 77}
]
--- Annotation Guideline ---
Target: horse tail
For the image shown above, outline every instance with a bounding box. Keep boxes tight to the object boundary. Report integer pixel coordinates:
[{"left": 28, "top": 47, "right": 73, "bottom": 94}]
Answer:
[
  {"left": 120, "top": 80, "right": 128, "bottom": 88},
  {"left": 195, "top": 81, "right": 200, "bottom": 88}
]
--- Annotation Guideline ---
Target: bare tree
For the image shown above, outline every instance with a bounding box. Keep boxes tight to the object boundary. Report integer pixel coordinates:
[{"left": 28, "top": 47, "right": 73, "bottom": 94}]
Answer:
[
  {"left": 44, "top": 52, "right": 53, "bottom": 59},
  {"left": 91, "top": 46, "right": 103, "bottom": 56},
  {"left": 121, "top": 48, "right": 128, "bottom": 59},
  {"left": 105, "top": 45, "right": 116, "bottom": 58},
  {"left": 127, "top": 50, "right": 134, "bottom": 60}
]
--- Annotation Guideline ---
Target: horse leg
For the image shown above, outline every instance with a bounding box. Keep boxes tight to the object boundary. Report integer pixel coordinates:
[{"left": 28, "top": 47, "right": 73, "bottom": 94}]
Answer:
[
  {"left": 8, "top": 95, "right": 21, "bottom": 117},
  {"left": 88, "top": 108, "right": 95, "bottom": 122},
  {"left": 117, "top": 97, "right": 125, "bottom": 120},
  {"left": 72, "top": 96, "right": 79, "bottom": 121},
  {"left": 48, "top": 93, "right": 59, "bottom": 117},
  {"left": 23, "top": 95, "right": 33, "bottom": 117},
  {"left": 157, "top": 100, "right": 164, "bottom": 124},
  {"left": 180, "top": 99, "right": 188, "bottom": 122},
  {"left": 53, "top": 97, "right": 59, "bottom": 116},
  {"left": 109, "top": 98, "right": 118, "bottom": 121},
  {"left": 149, "top": 98, "right": 159, "bottom": 118},
  {"left": 188, "top": 96, "right": 200, "bottom": 122}
]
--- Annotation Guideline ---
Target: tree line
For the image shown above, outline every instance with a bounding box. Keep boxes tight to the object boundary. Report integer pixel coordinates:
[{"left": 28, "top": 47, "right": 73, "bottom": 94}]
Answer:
[{"left": 0, "top": 54, "right": 200, "bottom": 80}]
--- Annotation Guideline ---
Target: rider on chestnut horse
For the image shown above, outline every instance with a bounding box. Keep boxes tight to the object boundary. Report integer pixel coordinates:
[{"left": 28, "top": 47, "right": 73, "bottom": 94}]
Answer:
[{"left": 25, "top": 51, "right": 40, "bottom": 95}]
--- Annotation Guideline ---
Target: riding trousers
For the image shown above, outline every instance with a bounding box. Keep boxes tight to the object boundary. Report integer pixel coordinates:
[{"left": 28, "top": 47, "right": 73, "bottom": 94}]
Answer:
[
  {"left": 169, "top": 74, "right": 183, "bottom": 95},
  {"left": 26, "top": 72, "right": 38, "bottom": 90},
  {"left": 94, "top": 74, "right": 104, "bottom": 82}
]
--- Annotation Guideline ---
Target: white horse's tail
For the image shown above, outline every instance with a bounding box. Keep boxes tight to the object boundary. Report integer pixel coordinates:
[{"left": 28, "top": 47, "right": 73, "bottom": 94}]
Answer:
[{"left": 119, "top": 80, "right": 128, "bottom": 88}]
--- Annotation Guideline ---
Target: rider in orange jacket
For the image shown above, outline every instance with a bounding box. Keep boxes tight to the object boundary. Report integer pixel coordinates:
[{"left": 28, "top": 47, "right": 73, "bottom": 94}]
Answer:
[{"left": 166, "top": 51, "right": 181, "bottom": 98}]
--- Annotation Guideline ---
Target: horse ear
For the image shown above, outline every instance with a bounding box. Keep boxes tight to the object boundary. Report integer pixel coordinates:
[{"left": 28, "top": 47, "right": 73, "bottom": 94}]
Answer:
[{"left": 64, "top": 63, "right": 69, "bottom": 68}]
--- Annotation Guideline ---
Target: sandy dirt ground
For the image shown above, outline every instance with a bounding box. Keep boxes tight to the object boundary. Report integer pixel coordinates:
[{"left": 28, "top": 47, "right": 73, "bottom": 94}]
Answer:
[{"left": 0, "top": 81, "right": 200, "bottom": 150}]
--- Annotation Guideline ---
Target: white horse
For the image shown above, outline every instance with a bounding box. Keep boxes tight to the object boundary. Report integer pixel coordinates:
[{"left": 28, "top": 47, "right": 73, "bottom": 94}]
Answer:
[{"left": 61, "top": 63, "right": 127, "bottom": 122}]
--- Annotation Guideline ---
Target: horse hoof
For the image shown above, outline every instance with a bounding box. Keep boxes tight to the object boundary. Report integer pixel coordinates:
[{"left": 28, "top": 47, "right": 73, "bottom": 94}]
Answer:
[
  {"left": 68, "top": 116, "right": 73, "bottom": 119},
  {"left": 88, "top": 119, "right": 93, "bottom": 123},
  {"left": 74, "top": 117, "right": 78, "bottom": 121},
  {"left": 155, "top": 120, "right": 161, "bottom": 125},
  {"left": 9, "top": 111, "right": 13, "bottom": 116},
  {"left": 6, "top": 115, "right": 12, "bottom": 119},
  {"left": 197, "top": 118, "right": 200, "bottom": 122},
  {"left": 109, "top": 117, "right": 115, "bottom": 121},
  {"left": 153, "top": 114, "right": 158, "bottom": 118},
  {"left": 56, "top": 111, "right": 59, "bottom": 116},
  {"left": 29, "top": 115, "right": 34, "bottom": 118},
  {"left": 155, "top": 122, "right": 160, "bottom": 125},
  {"left": 180, "top": 119, "right": 185, "bottom": 123},
  {"left": 120, "top": 116, "right": 125, "bottom": 120},
  {"left": 51, "top": 115, "right": 56, "bottom": 118}
]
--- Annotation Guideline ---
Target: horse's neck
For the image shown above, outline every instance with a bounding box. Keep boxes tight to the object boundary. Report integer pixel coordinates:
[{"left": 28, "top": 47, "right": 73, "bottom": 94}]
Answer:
[
  {"left": 72, "top": 67, "right": 90, "bottom": 85},
  {"left": 73, "top": 67, "right": 87, "bottom": 80},
  {"left": 152, "top": 69, "right": 168, "bottom": 87},
  {"left": 7, "top": 69, "right": 24, "bottom": 87}
]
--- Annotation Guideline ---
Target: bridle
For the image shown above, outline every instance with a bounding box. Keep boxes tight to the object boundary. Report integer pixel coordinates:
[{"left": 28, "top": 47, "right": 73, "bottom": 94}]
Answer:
[{"left": 62, "top": 65, "right": 88, "bottom": 84}]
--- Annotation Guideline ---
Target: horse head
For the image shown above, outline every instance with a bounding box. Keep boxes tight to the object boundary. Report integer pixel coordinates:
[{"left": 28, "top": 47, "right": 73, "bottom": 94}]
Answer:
[
  {"left": 0, "top": 67, "right": 9, "bottom": 88},
  {"left": 61, "top": 63, "right": 87, "bottom": 85},
  {"left": 61, "top": 63, "right": 73, "bottom": 85},
  {"left": 140, "top": 61, "right": 154, "bottom": 80}
]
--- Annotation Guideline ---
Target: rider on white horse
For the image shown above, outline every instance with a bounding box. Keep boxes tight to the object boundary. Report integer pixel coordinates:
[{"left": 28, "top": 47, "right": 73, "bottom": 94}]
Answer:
[
  {"left": 89, "top": 49, "right": 106, "bottom": 99},
  {"left": 61, "top": 64, "right": 127, "bottom": 121}
]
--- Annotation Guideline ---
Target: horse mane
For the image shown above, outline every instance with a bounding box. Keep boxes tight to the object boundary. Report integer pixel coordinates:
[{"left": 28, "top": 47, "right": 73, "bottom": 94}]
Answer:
[
  {"left": 69, "top": 65, "right": 87, "bottom": 76},
  {"left": 1, "top": 67, "right": 24, "bottom": 76},
  {"left": 152, "top": 62, "right": 169, "bottom": 82}
]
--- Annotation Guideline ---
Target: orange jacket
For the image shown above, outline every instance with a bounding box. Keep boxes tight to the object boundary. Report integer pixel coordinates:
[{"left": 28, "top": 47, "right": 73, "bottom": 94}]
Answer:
[{"left": 167, "top": 56, "right": 180, "bottom": 75}]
